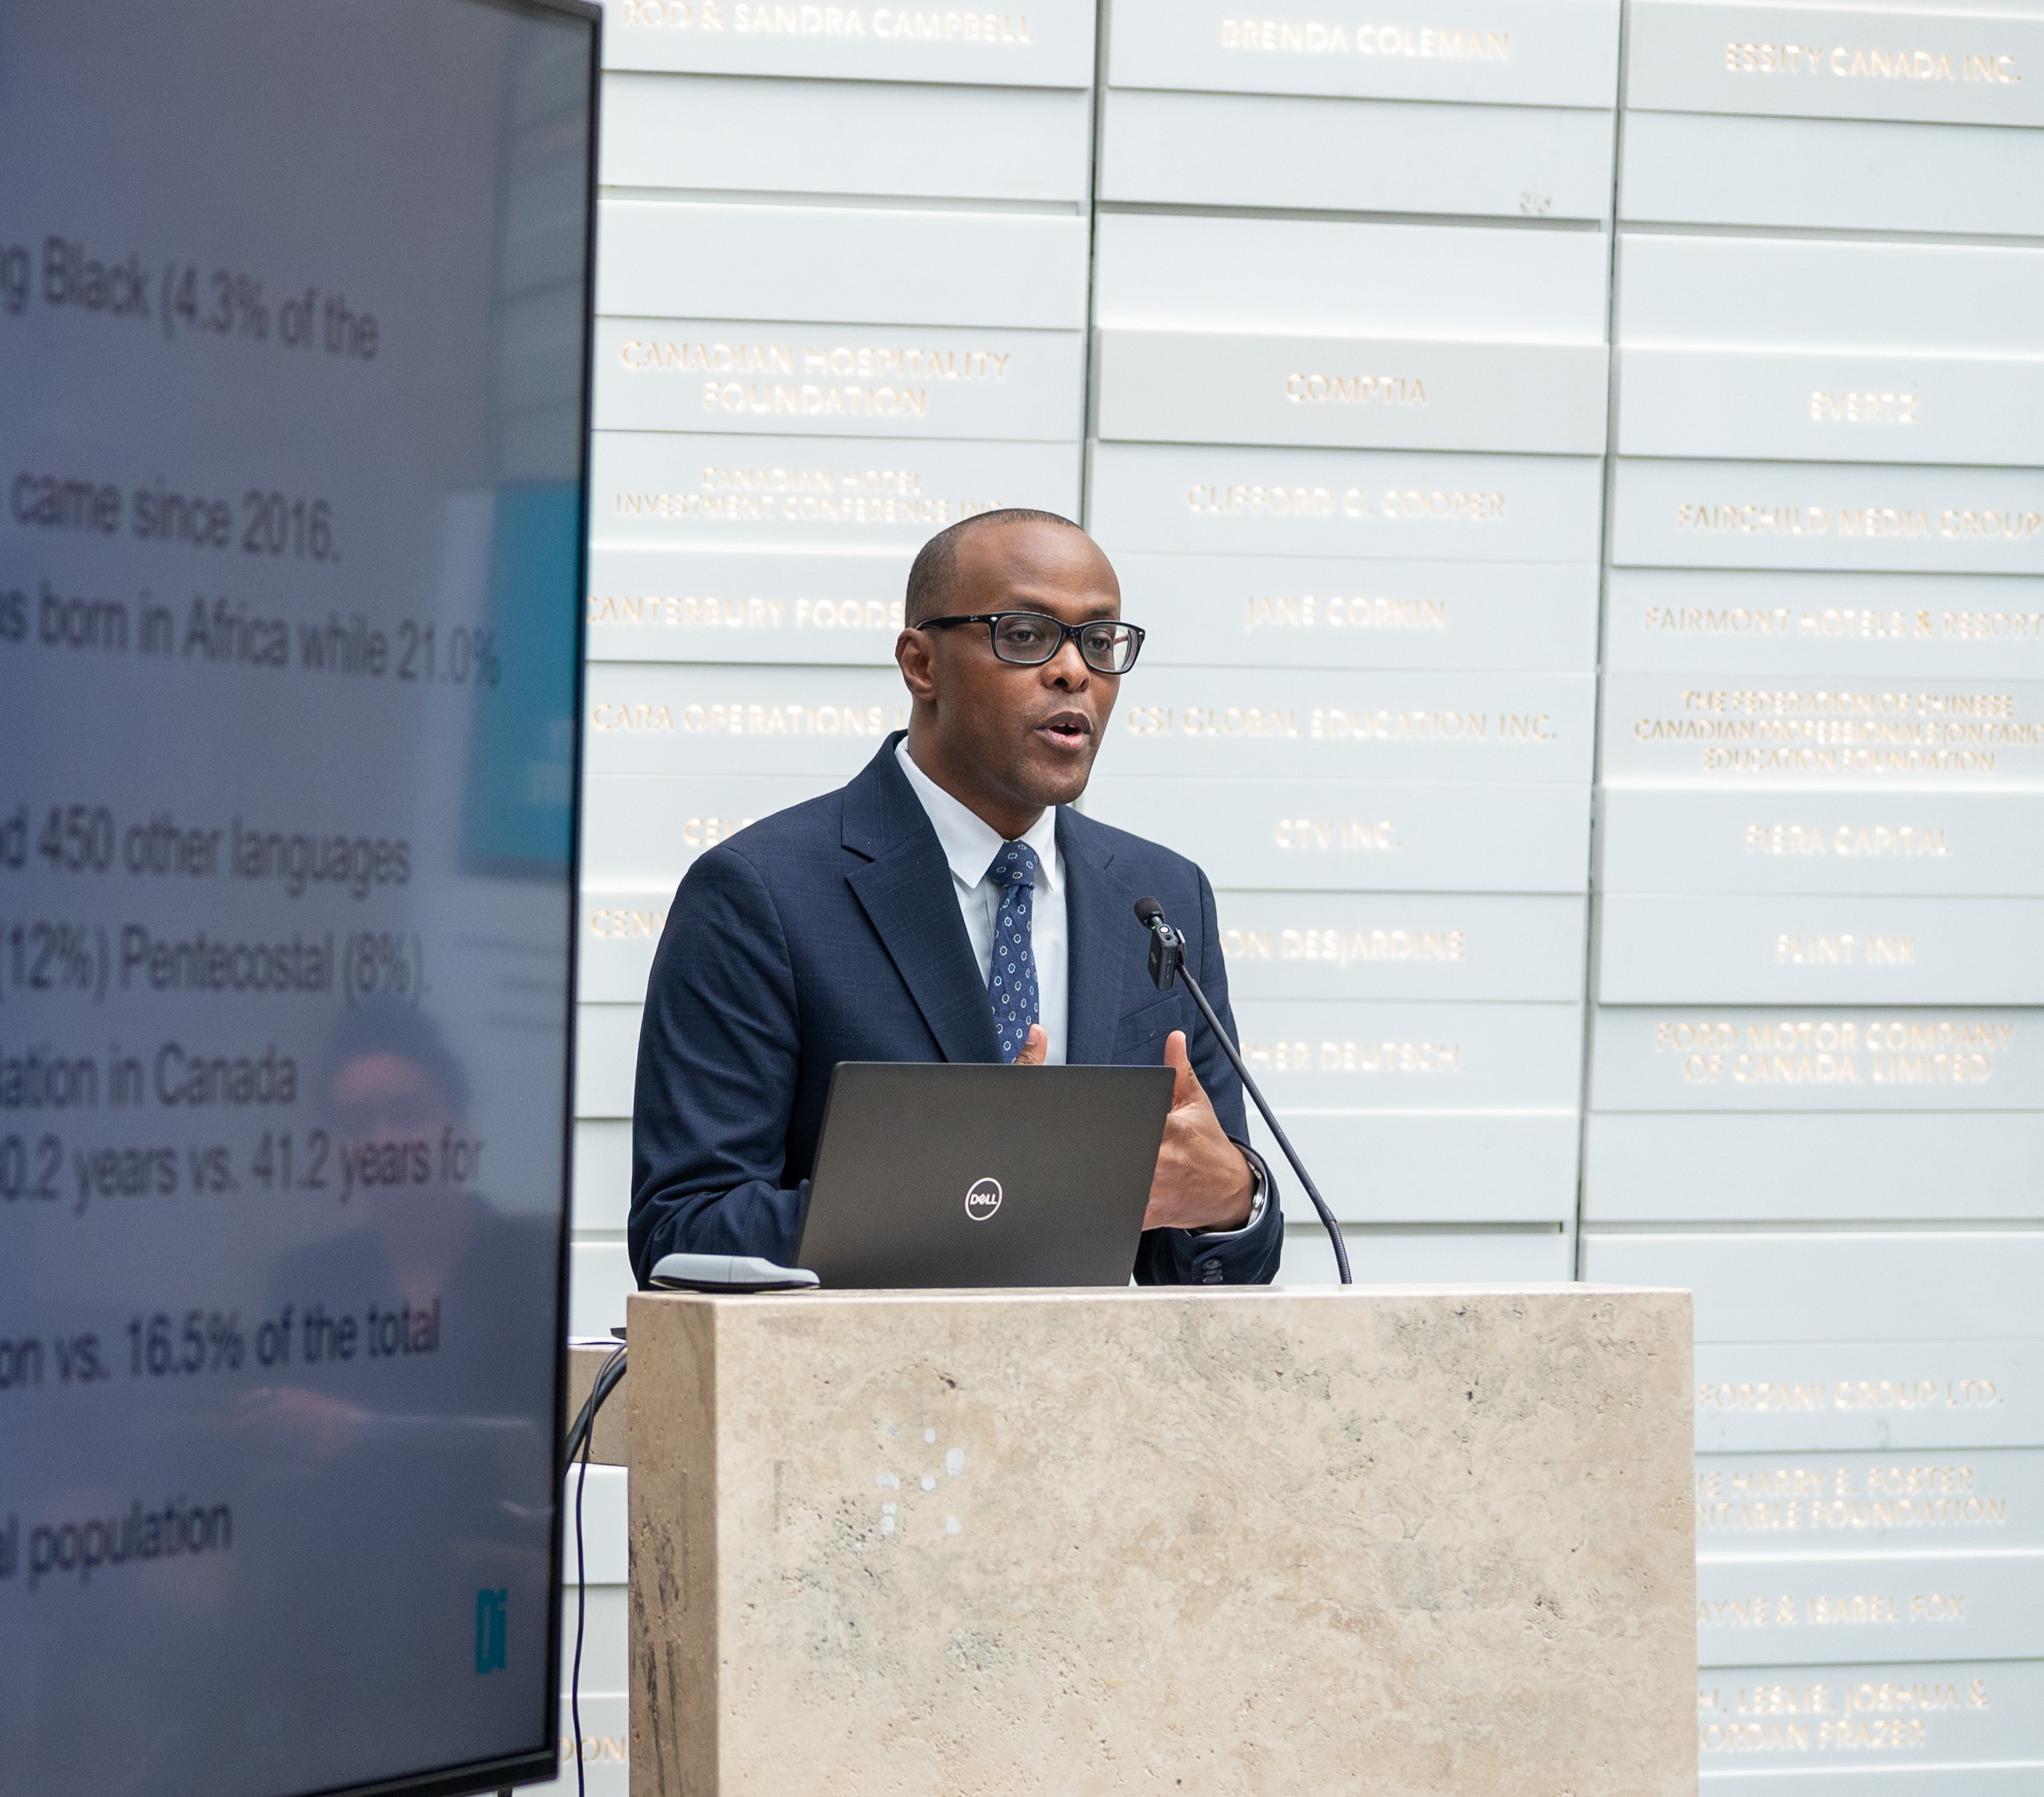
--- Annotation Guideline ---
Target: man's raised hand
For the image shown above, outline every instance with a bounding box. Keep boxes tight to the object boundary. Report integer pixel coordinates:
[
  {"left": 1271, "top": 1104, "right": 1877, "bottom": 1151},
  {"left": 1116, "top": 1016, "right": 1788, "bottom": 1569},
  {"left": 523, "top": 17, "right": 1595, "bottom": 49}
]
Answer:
[{"left": 1144, "top": 1030, "right": 1255, "bottom": 1233}]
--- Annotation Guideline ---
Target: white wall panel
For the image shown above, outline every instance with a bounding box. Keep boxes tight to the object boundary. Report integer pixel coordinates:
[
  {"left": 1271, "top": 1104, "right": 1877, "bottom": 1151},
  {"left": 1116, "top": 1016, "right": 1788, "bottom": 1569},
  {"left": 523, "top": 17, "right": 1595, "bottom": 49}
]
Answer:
[
  {"left": 1618, "top": 347, "right": 2044, "bottom": 466},
  {"left": 533, "top": 1696, "right": 628, "bottom": 1797},
  {"left": 597, "top": 199, "right": 1091, "bottom": 328},
  {"left": 1584, "top": 1111, "right": 2044, "bottom": 1222},
  {"left": 1089, "top": 442, "right": 1606, "bottom": 561},
  {"left": 592, "top": 432, "right": 1083, "bottom": 553},
  {"left": 1621, "top": 109, "right": 2044, "bottom": 237},
  {"left": 586, "top": 662, "right": 908, "bottom": 774},
  {"left": 1598, "top": 673, "right": 2044, "bottom": 790},
  {"left": 574, "top": 1121, "right": 635, "bottom": 1232},
  {"left": 1693, "top": 1338, "right": 2044, "bottom": 1450},
  {"left": 1230, "top": 997, "right": 1585, "bottom": 1110},
  {"left": 582, "top": 891, "right": 673, "bottom": 1004},
  {"left": 569, "top": 1240, "right": 636, "bottom": 1335},
  {"left": 576, "top": 1004, "right": 642, "bottom": 1119},
  {"left": 581, "top": 772, "right": 841, "bottom": 885},
  {"left": 1694, "top": 1446, "right": 2044, "bottom": 1557},
  {"left": 559, "top": 1465, "right": 631, "bottom": 1585},
  {"left": 594, "top": 318, "right": 1085, "bottom": 438},
  {"left": 1587, "top": 1007, "right": 2044, "bottom": 1111},
  {"left": 1216, "top": 891, "right": 1588, "bottom": 1000},
  {"left": 1621, "top": 235, "right": 2044, "bottom": 354},
  {"left": 1579, "top": 1230, "right": 2044, "bottom": 1340},
  {"left": 1697, "top": 1660, "right": 2044, "bottom": 1783},
  {"left": 1699, "top": 1556, "right": 2044, "bottom": 1667},
  {"left": 1095, "top": 213, "right": 1610, "bottom": 338},
  {"left": 1104, "top": 670, "right": 1596, "bottom": 781},
  {"left": 559, "top": 1588, "right": 629, "bottom": 1685},
  {"left": 1248, "top": 1111, "right": 1581, "bottom": 1224},
  {"left": 1599, "top": 789, "right": 2044, "bottom": 893},
  {"left": 1106, "top": 0, "right": 1620, "bottom": 106},
  {"left": 1095, "top": 328, "right": 1610, "bottom": 454},
  {"left": 602, "top": 70, "right": 1093, "bottom": 200},
  {"left": 1609, "top": 460, "right": 2044, "bottom": 575},
  {"left": 1627, "top": 1, "right": 2044, "bottom": 128},
  {"left": 1279, "top": 1223, "right": 1575, "bottom": 1284},
  {"left": 1081, "top": 776, "right": 1595, "bottom": 891},
  {"left": 1123, "top": 553, "right": 1600, "bottom": 671},
  {"left": 596, "top": 0, "right": 1098, "bottom": 86},
  {"left": 587, "top": 546, "right": 908, "bottom": 664},
  {"left": 1596, "top": 893, "right": 2044, "bottom": 1004},
  {"left": 1603, "top": 569, "right": 2044, "bottom": 678},
  {"left": 1098, "top": 89, "right": 1614, "bottom": 219}
]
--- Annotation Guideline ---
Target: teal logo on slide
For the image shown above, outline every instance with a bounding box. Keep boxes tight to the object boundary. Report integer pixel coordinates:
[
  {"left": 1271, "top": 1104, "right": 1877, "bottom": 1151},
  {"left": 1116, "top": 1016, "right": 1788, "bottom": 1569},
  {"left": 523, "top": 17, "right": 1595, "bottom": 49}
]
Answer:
[{"left": 475, "top": 1588, "right": 507, "bottom": 1673}]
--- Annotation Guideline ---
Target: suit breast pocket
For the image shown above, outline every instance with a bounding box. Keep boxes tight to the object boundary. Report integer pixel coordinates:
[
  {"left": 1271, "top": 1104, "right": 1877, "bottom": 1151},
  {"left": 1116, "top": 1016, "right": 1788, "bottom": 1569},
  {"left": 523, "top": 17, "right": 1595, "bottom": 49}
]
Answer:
[{"left": 1112, "top": 994, "right": 1184, "bottom": 1061}]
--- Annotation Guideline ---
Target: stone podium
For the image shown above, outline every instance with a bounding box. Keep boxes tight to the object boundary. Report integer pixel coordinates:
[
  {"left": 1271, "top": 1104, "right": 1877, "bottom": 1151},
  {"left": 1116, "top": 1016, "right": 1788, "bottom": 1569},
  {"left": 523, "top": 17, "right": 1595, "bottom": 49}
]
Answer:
[{"left": 625, "top": 1285, "right": 1695, "bottom": 1795}]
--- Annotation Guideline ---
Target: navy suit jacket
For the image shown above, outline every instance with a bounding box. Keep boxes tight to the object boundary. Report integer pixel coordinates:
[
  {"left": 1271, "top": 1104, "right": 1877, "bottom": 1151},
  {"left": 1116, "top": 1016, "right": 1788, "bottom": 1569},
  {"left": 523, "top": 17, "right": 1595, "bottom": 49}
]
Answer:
[{"left": 629, "top": 734, "right": 1283, "bottom": 1287}]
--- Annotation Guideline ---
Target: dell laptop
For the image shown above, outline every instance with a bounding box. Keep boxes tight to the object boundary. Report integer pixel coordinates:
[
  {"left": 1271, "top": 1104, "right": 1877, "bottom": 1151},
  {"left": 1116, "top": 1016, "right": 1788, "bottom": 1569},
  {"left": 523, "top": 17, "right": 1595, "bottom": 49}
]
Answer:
[{"left": 794, "top": 1062, "right": 1176, "bottom": 1287}]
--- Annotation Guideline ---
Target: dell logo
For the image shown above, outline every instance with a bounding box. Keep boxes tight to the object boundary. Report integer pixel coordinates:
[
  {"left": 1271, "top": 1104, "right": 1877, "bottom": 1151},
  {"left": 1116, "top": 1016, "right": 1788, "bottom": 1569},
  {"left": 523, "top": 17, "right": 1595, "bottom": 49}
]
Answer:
[{"left": 964, "top": 1177, "right": 1002, "bottom": 1222}]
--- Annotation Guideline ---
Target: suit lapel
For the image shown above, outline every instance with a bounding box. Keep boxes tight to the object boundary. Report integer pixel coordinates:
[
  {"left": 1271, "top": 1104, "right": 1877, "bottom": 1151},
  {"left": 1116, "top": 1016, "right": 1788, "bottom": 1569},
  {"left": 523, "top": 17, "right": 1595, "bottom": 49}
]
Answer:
[
  {"left": 844, "top": 741, "right": 1001, "bottom": 1063},
  {"left": 1059, "top": 809, "right": 1133, "bottom": 1067}
]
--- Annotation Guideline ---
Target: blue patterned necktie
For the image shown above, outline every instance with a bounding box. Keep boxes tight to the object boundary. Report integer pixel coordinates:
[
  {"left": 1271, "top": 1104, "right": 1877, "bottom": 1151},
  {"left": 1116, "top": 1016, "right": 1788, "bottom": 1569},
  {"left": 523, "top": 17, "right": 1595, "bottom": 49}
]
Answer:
[{"left": 985, "top": 840, "right": 1040, "bottom": 1063}]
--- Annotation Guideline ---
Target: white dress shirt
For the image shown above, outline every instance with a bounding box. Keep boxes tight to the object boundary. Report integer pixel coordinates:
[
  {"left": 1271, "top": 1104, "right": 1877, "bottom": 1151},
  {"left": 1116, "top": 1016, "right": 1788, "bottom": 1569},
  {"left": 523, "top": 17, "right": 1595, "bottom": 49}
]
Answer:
[
  {"left": 893, "top": 740, "right": 1265, "bottom": 1241},
  {"left": 896, "top": 740, "right": 1068, "bottom": 1064}
]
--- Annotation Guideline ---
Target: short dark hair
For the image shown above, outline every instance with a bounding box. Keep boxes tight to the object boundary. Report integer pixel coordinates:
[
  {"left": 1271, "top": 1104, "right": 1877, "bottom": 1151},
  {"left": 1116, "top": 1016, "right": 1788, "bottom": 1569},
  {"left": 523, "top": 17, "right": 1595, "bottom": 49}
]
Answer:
[
  {"left": 904, "top": 508, "right": 1087, "bottom": 627},
  {"left": 321, "top": 999, "right": 471, "bottom": 1118}
]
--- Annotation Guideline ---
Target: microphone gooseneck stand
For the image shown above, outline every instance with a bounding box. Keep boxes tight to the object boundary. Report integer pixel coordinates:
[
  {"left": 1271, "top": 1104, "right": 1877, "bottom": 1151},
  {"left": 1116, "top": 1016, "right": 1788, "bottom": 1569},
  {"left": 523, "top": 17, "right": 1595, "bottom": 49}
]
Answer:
[{"left": 1135, "top": 898, "right": 1352, "bottom": 1285}]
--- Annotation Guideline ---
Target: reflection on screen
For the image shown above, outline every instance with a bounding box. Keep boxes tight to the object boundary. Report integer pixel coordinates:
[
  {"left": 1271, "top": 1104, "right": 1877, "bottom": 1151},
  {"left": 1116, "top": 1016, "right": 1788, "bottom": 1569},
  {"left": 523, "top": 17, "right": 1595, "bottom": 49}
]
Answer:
[{"left": 0, "top": 2, "right": 593, "bottom": 1792}]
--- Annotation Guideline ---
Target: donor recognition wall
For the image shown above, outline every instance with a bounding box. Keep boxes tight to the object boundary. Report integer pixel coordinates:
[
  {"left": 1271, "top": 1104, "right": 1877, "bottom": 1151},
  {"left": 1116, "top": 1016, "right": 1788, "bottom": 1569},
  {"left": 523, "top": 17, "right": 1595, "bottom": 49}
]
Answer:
[
  {"left": 1580, "top": 0, "right": 2044, "bottom": 1784},
  {"left": 565, "top": 0, "right": 2044, "bottom": 1788},
  {"left": 558, "top": 0, "right": 1096, "bottom": 1781},
  {"left": 1088, "top": 0, "right": 1617, "bottom": 1284}
]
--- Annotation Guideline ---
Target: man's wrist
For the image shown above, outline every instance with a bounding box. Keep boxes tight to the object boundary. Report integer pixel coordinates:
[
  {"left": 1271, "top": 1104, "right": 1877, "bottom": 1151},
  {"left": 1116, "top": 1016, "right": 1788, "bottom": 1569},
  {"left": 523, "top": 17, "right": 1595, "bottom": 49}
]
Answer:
[{"left": 1192, "top": 1149, "right": 1265, "bottom": 1238}]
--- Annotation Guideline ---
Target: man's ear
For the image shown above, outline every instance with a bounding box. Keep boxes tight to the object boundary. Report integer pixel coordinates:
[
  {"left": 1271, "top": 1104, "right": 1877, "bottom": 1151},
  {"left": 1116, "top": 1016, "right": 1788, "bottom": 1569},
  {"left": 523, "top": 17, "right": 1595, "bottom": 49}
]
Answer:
[{"left": 895, "top": 626, "right": 938, "bottom": 702}]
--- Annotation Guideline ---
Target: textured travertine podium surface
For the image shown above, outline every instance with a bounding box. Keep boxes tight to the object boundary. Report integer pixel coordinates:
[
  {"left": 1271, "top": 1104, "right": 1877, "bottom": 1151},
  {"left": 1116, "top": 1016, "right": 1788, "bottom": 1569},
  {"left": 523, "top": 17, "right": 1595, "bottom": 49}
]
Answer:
[{"left": 627, "top": 1285, "right": 1693, "bottom": 1795}]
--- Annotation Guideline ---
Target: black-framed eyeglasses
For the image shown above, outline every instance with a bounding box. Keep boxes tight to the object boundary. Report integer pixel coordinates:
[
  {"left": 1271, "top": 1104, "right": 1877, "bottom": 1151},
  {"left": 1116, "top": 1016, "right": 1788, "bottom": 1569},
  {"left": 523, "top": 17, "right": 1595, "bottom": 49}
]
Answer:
[{"left": 917, "top": 611, "right": 1146, "bottom": 675}]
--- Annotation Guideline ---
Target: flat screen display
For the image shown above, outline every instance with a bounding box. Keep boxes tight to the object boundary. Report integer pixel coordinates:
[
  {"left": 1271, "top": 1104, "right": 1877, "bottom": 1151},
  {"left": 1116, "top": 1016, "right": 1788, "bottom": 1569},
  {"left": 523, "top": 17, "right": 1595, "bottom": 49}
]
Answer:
[{"left": 0, "top": 1, "right": 596, "bottom": 1791}]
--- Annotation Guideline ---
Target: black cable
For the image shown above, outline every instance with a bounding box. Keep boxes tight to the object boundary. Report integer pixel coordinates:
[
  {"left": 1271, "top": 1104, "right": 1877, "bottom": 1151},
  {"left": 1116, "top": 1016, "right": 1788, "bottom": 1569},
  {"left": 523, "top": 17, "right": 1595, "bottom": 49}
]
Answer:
[
  {"left": 1176, "top": 963, "right": 1352, "bottom": 1285},
  {"left": 1136, "top": 899, "right": 1352, "bottom": 1284},
  {"left": 568, "top": 1344, "right": 626, "bottom": 1797}
]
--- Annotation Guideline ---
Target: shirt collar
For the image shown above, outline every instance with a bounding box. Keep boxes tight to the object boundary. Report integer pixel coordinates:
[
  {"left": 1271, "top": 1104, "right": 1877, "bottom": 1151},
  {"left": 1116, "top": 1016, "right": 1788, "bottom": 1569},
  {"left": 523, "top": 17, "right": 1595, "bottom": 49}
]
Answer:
[{"left": 896, "top": 739, "right": 1061, "bottom": 894}]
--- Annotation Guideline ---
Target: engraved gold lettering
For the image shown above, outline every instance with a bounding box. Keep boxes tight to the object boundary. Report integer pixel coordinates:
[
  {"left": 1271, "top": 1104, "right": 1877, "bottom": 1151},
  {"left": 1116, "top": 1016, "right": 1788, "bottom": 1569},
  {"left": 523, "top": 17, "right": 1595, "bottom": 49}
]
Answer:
[
  {"left": 1811, "top": 390, "right": 1918, "bottom": 426},
  {"left": 1220, "top": 16, "right": 1508, "bottom": 60},
  {"left": 1628, "top": 687, "right": 2039, "bottom": 779},
  {"left": 680, "top": 817, "right": 754, "bottom": 848},
  {"left": 1175, "top": 482, "right": 1489, "bottom": 528},
  {"left": 1284, "top": 372, "right": 1427, "bottom": 406},
  {"left": 1657, "top": 1016, "right": 2011, "bottom": 1085},
  {"left": 613, "top": 463, "right": 1001, "bottom": 527},
  {"left": 1772, "top": 932, "right": 1918, "bottom": 966},
  {"left": 1245, "top": 593, "right": 1447, "bottom": 632},
  {"left": 586, "top": 595, "right": 904, "bottom": 634},
  {"left": 1940, "top": 507, "right": 2044, "bottom": 539},
  {"left": 590, "top": 700, "right": 908, "bottom": 736},
  {"left": 587, "top": 905, "right": 671, "bottom": 938},
  {"left": 1235, "top": 1039, "right": 1464, "bottom": 1072},
  {"left": 1742, "top": 824, "right": 1951, "bottom": 857},
  {"left": 1278, "top": 926, "right": 1465, "bottom": 965},
  {"left": 1724, "top": 41, "right": 1824, "bottom": 74},
  {"left": 1273, "top": 817, "right": 1399, "bottom": 852},
  {"left": 621, "top": 2, "right": 1041, "bottom": 44},
  {"left": 1679, "top": 503, "right": 1829, "bottom": 535}
]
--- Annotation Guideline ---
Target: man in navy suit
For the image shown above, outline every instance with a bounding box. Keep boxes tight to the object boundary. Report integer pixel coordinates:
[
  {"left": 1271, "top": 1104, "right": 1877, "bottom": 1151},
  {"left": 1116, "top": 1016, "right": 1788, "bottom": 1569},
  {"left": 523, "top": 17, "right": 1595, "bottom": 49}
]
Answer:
[{"left": 629, "top": 509, "right": 1282, "bottom": 1286}]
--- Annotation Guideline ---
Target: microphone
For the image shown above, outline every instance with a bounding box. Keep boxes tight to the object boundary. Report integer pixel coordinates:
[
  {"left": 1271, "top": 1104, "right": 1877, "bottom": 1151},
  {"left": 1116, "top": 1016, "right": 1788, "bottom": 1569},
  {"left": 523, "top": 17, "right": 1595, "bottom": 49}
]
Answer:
[{"left": 1133, "top": 898, "right": 1352, "bottom": 1284}]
